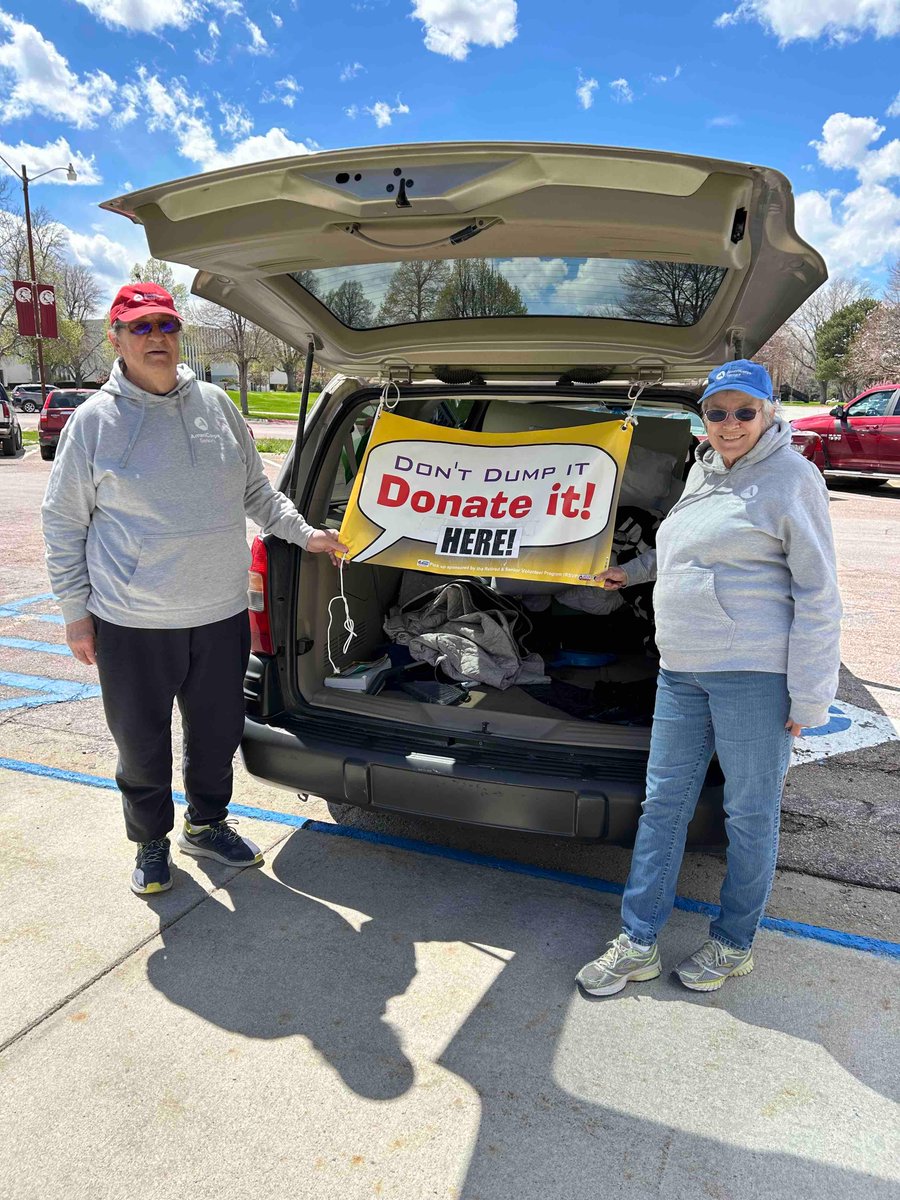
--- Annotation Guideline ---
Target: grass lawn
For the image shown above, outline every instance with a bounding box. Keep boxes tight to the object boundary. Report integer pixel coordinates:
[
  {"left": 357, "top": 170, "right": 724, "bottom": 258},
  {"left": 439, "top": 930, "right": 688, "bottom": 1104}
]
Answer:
[
  {"left": 22, "top": 430, "right": 38, "bottom": 444},
  {"left": 254, "top": 438, "right": 292, "bottom": 454},
  {"left": 226, "top": 390, "right": 318, "bottom": 418}
]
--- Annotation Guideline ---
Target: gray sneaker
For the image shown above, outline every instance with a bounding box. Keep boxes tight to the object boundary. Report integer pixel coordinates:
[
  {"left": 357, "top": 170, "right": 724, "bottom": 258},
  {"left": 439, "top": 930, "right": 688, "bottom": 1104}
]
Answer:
[
  {"left": 674, "top": 938, "right": 754, "bottom": 991},
  {"left": 576, "top": 933, "right": 661, "bottom": 996}
]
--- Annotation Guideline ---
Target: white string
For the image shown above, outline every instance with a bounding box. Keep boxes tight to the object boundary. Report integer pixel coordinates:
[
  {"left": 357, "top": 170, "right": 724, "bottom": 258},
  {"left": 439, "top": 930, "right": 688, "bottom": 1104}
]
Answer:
[
  {"left": 622, "top": 380, "right": 646, "bottom": 429},
  {"left": 380, "top": 379, "right": 401, "bottom": 411},
  {"left": 326, "top": 557, "right": 356, "bottom": 674}
]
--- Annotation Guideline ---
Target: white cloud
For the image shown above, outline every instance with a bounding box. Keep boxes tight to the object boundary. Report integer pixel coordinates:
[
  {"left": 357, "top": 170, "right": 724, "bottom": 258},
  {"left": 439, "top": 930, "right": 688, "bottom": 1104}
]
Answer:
[
  {"left": 609, "top": 78, "right": 633, "bottom": 103},
  {"left": 576, "top": 72, "right": 598, "bottom": 110},
  {"left": 0, "top": 13, "right": 115, "bottom": 128},
  {"left": 707, "top": 114, "right": 739, "bottom": 127},
  {"left": 270, "top": 10, "right": 283, "bottom": 26},
  {"left": 245, "top": 19, "right": 270, "bottom": 53},
  {"left": 651, "top": 64, "right": 681, "bottom": 83},
  {"left": 340, "top": 61, "right": 364, "bottom": 81},
  {"left": 552, "top": 258, "right": 631, "bottom": 314},
  {"left": 196, "top": 19, "right": 221, "bottom": 63},
  {"left": 0, "top": 136, "right": 100, "bottom": 185},
  {"left": 261, "top": 76, "right": 302, "bottom": 107},
  {"left": 714, "top": 0, "right": 900, "bottom": 43},
  {"left": 72, "top": 0, "right": 202, "bottom": 33},
  {"left": 410, "top": 0, "right": 517, "bottom": 60},
  {"left": 132, "top": 68, "right": 310, "bottom": 172},
  {"left": 889, "top": 91, "right": 900, "bottom": 118},
  {"left": 499, "top": 258, "right": 569, "bottom": 302},
  {"left": 219, "top": 99, "right": 253, "bottom": 138},
  {"left": 364, "top": 98, "right": 410, "bottom": 127},
  {"left": 63, "top": 225, "right": 196, "bottom": 307},
  {"left": 796, "top": 109, "right": 900, "bottom": 273},
  {"left": 345, "top": 104, "right": 359, "bottom": 119},
  {"left": 811, "top": 112, "right": 885, "bottom": 169}
]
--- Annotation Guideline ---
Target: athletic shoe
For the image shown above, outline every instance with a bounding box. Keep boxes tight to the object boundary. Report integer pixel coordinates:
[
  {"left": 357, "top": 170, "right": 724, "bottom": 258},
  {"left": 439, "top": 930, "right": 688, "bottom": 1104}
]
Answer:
[
  {"left": 177, "top": 819, "right": 263, "bottom": 867},
  {"left": 131, "top": 837, "right": 172, "bottom": 895},
  {"left": 576, "top": 933, "right": 662, "bottom": 996},
  {"left": 674, "top": 938, "right": 754, "bottom": 991}
]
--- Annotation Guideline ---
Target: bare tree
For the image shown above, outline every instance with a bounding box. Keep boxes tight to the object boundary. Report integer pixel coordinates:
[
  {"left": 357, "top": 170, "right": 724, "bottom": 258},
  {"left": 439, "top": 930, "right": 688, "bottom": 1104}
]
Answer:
[
  {"left": 268, "top": 335, "right": 306, "bottom": 392},
  {"left": 434, "top": 259, "right": 527, "bottom": 318},
  {"left": 782, "top": 276, "right": 872, "bottom": 398},
  {"left": 325, "top": 279, "right": 376, "bottom": 328},
  {"left": 58, "top": 262, "right": 104, "bottom": 322},
  {"left": 616, "top": 261, "right": 724, "bottom": 326},
  {"left": 193, "top": 301, "right": 271, "bottom": 415}
]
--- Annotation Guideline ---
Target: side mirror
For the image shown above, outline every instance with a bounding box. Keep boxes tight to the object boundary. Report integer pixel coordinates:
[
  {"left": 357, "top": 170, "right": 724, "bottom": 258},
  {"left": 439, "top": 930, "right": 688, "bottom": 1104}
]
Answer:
[{"left": 829, "top": 405, "right": 845, "bottom": 418}]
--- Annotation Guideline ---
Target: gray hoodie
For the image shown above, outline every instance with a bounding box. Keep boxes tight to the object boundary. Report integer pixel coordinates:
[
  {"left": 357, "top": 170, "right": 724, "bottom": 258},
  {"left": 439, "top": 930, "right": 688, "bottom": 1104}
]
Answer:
[
  {"left": 623, "top": 419, "right": 841, "bottom": 728},
  {"left": 41, "top": 361, "right": 314, "bottom": 630}
]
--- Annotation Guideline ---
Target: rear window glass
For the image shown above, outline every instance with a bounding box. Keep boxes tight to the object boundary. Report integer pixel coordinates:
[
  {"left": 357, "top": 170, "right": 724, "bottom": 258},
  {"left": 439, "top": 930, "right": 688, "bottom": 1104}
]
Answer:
[
  {"left": 49, "top": 391, "right": 94, "bottom": 409},
  {"left": 290, "top": 257, "right": 727, "bottom": 331}
]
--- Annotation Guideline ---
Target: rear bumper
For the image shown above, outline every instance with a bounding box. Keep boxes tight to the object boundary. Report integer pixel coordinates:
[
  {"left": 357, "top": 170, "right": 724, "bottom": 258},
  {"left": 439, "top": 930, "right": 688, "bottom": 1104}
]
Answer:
[
  {"left": 38, "top": 430, "right": 59, "bottom": 447},
  {"left": 241, "top": 716, "right": 725, "bottom": 845}
]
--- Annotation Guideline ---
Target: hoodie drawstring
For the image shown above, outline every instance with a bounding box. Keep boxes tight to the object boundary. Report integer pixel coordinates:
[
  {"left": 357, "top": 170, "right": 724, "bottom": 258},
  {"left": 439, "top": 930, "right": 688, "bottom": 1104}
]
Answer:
[
  {"left": 119, "top": 402, "right": 146, "bottom": 468},
  {"left": 179, "top": 401, "right": 197, "bottom": 467}
]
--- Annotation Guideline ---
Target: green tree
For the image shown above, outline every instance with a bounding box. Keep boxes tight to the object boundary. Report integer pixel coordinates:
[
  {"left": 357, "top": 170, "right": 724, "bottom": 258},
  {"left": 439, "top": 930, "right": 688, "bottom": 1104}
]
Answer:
[
  {"left": 325, "top": 279, "right": 375, "bottom": 328},
  {"left": 376, "top": 259, "right": 450, "bottom": 325},
  {"left": 130, "top": 258, "right": 190, "bottom": 312},
  {"left": 434, "top": 259, "right": 527, "bottom": 318},
  {"left": 815, "top": 298, "right": 879, "bottom": 397}
]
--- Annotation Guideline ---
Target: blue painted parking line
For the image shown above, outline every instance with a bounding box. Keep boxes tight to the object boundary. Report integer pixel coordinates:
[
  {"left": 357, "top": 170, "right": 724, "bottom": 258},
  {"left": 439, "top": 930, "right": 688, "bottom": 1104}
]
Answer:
[
  {"left": 0, "top": 638, "right": 70, "bottom": 656},
  {"left": 1, "top": 754, "right": 898, "bottom": 961},
  {"left": 0, "top": 593, "right": 64, "bottom": 625},
  {"left": 0, "top": 672, "right": 102, "bottom": 712}
]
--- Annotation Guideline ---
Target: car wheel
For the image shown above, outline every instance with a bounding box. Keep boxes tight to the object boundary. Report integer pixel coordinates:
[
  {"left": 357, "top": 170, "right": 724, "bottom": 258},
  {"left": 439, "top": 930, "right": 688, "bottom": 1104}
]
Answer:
[
  {"left": 39, "top": 445, "right": 55, "bottom": 461},
  {"left": 22, "top": 400, "right": 38, "bottom": 413},
  {"left": 1, "top": 435, "right": 15, "bottom": 457}
]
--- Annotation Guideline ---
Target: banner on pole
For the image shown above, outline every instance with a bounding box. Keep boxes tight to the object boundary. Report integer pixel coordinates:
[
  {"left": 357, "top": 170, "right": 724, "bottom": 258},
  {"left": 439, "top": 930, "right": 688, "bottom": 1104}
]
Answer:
[
  {"left": 13, "top": 281, "right": 58, "bottom": 339},
  {"left": 338, "top": 411, "right": 634, "bottom": 586}
]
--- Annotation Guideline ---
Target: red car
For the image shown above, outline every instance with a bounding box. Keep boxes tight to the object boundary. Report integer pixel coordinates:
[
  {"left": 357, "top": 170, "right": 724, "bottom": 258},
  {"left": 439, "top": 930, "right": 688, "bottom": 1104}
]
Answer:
[
  {"left": 38, "top": 389, "right": 98, "bottom": 461},
  {"left": 790, "top": 385, "right": 900, "bottom": 482}
]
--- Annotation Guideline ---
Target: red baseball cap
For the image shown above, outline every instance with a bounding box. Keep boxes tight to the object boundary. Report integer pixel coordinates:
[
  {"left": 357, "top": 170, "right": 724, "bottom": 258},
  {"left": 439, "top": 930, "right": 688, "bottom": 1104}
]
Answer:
[{"left": 109, "top": 282, "right": 184, "bottom": 326}]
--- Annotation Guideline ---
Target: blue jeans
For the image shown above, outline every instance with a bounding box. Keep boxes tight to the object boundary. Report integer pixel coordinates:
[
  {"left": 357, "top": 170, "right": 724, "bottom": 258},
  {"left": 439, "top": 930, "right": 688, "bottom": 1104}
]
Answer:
[{"left": 621, "top": 670, "right": 793, "bottom": 952}]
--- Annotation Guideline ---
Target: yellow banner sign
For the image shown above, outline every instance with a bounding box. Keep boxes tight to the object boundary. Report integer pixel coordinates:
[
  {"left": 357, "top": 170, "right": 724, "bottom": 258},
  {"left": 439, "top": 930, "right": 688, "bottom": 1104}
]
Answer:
[{"left": 338, "top": 411, "right": 634, "bottom": 586}]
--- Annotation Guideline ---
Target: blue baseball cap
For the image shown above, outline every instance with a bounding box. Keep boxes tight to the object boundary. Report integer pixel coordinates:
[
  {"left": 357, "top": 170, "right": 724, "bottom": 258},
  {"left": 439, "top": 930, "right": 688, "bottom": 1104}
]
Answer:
[{"left": 701, "top": 359, "right": 773, "bottom": 404}]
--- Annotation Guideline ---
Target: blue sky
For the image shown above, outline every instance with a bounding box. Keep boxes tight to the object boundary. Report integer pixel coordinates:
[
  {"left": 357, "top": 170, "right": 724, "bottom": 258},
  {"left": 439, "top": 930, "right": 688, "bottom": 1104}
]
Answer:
[{"left": 1, "top": 0, "right": 899, "bottom": 306}]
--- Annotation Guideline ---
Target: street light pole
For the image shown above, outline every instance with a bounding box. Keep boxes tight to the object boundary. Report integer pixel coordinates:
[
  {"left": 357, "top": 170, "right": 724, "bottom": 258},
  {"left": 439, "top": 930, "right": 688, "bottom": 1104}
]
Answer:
[
  {"left": 20, "top": 164, "right": 48, "bottom": 407},
  {"left": 0, "top": 156, "right": 76, "bottom": 404}
]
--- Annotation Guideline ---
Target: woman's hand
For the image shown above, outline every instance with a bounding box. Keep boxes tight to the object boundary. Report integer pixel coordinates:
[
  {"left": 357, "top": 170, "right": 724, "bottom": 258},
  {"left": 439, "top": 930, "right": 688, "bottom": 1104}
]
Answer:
[
  {"left": 597, "top": 566, "right": 628, "bottom": 591},
  {"left": 785, "top": 719, "right": 804, "bottom": 738},
  {"left": 65, "top": 617, "right": 97, "bottom": 667},
  {"left": 306, "top": 528, "right": 349, "bottom": 567}
]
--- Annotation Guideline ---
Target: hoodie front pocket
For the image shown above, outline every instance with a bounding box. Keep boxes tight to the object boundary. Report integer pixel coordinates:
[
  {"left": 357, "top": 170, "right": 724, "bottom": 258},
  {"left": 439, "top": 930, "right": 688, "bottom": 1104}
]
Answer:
[
  {"left": 128, "top": 526, "right": 250, "bottom": 612},
  {"left": 653, "top": 566, "right": 736, "bottom": 656}
]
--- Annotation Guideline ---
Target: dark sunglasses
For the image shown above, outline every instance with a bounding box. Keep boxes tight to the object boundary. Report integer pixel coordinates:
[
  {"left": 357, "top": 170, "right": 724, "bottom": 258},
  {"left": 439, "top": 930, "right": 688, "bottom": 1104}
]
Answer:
[
  {"left": 704, "top": 406, "right": 761, "bottom": 423},
  {"left": 124, "top": 318, "right": 182, "bottom": 336}
]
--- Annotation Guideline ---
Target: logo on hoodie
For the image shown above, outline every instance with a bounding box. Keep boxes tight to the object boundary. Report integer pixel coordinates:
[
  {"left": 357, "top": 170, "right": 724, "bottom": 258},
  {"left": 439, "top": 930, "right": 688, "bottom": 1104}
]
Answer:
[{"left": 194, "top": 417, "right": 209, "bottom": 431}]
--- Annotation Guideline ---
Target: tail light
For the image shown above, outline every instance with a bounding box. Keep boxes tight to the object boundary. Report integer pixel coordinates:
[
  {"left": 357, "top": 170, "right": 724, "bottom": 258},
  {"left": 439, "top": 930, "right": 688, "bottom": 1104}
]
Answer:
[
  {"left": 0, "top": 400, "right": 8, "bottom": 419},
  {"left": 247, "top": 536, "right": 274, "bottom": 654}
]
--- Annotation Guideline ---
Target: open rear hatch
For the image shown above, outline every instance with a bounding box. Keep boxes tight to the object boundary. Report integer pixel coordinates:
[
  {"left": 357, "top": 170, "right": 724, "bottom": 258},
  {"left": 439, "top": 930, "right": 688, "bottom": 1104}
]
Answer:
[{"left": 101, "top": 140, "right": 826, "bottom": 383}]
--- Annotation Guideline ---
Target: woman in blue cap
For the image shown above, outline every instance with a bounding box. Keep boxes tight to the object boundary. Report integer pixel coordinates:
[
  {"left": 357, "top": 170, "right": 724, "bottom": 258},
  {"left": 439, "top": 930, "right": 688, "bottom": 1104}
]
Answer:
[{"left": 576, "top": 360, "right": 842, "bottom": 995}]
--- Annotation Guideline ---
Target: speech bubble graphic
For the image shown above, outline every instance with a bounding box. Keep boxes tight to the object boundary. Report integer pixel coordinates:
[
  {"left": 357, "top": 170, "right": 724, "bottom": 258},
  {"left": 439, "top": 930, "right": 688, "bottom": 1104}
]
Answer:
[{"left": 347, "top": 435, "right": 620, "bottom": 565}]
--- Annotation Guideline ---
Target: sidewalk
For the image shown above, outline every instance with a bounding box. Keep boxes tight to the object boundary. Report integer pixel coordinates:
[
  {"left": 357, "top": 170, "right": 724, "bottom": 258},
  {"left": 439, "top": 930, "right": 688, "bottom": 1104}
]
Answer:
[{"left": 1, "top": 764, "right": 898, "bottom": 1200}]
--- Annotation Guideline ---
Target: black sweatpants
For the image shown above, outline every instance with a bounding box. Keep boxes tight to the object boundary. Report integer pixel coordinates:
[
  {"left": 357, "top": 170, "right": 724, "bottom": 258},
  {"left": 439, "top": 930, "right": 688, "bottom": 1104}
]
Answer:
[{"left": 94, "top": 611, "right": 251, "bottom": 843}]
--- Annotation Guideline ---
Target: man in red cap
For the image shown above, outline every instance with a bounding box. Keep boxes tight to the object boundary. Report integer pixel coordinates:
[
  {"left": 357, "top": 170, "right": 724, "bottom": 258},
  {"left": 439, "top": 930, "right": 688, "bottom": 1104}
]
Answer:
[{"left": 42, "top": 282, "right": 346, "bottom": 895}]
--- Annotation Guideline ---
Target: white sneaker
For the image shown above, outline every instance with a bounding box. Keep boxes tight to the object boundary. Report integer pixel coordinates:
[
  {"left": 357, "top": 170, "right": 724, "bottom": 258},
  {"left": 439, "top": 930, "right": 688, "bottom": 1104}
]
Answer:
[{"left": 576, "top": 933, "right": 662, "bottom": 996}]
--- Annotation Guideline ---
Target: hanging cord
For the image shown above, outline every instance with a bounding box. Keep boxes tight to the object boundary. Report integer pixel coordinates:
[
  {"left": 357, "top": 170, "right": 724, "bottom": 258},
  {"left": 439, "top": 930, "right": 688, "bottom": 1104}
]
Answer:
[
  {"left": 326, "top": 557, "right": 357, "bottom": 675},
  {"left": 379, "top": 378, "right": 401, "bottom": 413},
  {"left": 622, "top": 380, "right": 646, "bottom": 429}
]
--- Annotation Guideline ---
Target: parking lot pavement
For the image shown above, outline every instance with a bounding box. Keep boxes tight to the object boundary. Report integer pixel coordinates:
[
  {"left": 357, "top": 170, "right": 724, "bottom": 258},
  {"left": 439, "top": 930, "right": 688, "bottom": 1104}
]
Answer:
[
  {"left": 2, "top": 422, "right": 898, "bottom": 1199},
  {"left": 1, "top": 768, "right": 898, "bottom": 1200}
]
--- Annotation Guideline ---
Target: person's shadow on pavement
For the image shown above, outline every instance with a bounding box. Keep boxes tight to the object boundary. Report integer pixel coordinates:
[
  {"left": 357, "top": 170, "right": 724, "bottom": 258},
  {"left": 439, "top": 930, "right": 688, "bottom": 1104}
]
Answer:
[{"left": 146, "top": 824, "right": 899, "bottom": 1199}]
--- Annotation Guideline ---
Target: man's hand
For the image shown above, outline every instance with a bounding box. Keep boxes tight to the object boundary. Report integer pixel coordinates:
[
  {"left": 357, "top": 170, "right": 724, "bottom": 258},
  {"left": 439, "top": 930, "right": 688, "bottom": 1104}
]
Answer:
[
  {"left": 306, "top": 528, "right": 350, "bottom": 567},
  {"left": 597, "top": 566, "right": 628, "bottom": 591},
  {"left": 785, "top": 719, "right": 804, "bottom": 738},
  {"left": 65, "top": 616, "right": 97, "bottom": 666}
]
